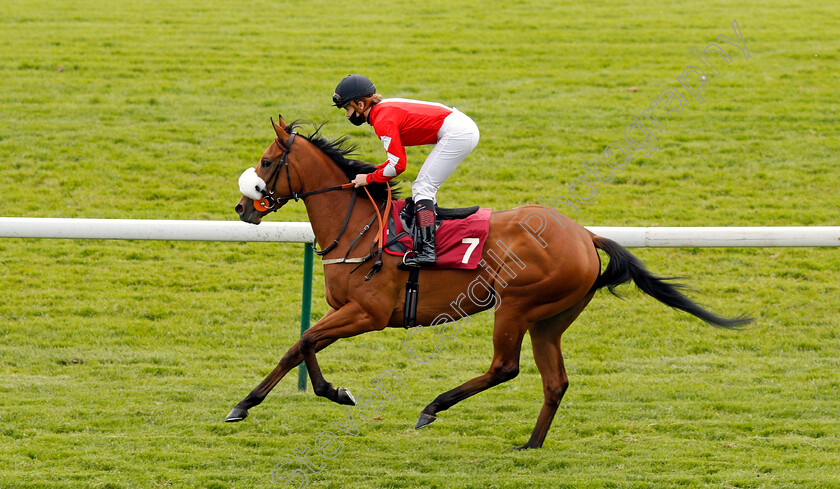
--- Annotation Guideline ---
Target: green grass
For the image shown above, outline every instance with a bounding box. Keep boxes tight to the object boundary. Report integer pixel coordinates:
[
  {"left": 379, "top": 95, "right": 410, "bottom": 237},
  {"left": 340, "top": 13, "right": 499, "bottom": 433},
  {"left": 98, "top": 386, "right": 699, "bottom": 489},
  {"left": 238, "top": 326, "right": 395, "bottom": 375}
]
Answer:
[{"left": 1, "top": 1, "right": 839, "bottom": 488}]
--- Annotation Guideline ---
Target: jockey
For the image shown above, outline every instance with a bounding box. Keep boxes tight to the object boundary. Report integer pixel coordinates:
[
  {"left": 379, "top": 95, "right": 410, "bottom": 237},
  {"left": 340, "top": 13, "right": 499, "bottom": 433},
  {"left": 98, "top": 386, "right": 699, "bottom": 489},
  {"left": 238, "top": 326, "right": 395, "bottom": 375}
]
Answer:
[{"left": 331, "top": 74, "right": 480, "bottom": 267}]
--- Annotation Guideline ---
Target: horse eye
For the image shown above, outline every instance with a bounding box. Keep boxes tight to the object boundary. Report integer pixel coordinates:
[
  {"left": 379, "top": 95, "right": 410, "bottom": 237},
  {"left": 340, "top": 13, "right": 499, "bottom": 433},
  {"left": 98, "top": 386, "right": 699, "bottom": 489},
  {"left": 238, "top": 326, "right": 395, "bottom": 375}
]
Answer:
[{"left": 261, "top": 159, "right": 272, "bottom": 168}]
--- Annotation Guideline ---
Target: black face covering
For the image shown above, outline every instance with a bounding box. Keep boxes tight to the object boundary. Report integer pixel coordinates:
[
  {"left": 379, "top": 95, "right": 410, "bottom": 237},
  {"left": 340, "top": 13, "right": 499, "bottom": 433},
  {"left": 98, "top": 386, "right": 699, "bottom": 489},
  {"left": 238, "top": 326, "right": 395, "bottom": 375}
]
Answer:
[{"left": 348, "top": 111, "right": 367, "bottom": 126}]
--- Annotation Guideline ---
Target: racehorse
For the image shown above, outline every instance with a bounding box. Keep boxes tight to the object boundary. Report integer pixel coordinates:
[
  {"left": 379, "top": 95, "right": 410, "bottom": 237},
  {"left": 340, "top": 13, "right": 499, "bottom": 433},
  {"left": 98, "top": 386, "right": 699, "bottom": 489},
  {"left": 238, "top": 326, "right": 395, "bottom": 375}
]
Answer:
[{"left": 228, "top": 116, "right": 751, "bottom": 449}]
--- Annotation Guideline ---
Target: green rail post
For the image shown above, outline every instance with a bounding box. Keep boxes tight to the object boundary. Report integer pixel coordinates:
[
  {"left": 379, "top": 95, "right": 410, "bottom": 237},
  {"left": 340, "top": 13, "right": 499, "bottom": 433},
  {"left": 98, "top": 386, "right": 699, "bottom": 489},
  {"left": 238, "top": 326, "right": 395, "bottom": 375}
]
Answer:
[{"left": 298, "top": 241, "right": 314, "bottom": 391}]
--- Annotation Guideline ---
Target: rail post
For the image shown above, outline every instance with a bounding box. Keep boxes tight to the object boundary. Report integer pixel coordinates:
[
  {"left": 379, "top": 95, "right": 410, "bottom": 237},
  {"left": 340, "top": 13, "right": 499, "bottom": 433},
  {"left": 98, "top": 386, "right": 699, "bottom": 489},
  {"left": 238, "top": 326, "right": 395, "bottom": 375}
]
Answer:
[{"left": 298, "top": 241, "right": 314, "bottom": 391}]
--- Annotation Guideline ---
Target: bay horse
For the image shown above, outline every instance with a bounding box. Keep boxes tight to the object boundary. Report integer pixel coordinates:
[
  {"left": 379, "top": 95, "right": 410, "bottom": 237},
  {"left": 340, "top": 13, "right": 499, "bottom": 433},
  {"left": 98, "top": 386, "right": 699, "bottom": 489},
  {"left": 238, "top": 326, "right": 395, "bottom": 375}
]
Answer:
[{"left": 229, "top": 116, "right": 751, "bottom": 449}]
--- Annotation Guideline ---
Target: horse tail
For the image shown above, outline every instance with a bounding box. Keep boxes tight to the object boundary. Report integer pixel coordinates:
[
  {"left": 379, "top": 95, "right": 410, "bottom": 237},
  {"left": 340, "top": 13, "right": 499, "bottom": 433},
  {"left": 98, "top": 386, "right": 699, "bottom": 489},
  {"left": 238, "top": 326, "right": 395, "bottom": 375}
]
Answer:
[{"left": 590, "top": 235, "right": 752, "bottom": 329}]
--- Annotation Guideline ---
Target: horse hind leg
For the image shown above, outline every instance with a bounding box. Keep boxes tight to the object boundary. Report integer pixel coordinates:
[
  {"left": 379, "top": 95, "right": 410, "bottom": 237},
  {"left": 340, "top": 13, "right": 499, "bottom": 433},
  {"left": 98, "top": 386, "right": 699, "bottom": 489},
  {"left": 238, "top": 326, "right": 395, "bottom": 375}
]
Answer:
[
  {"left": 517, "top": 291, "right": 595, "bottom": 449},
  {"left": 415, "top": 310, "right": 530, "bottom": 430},
  {"left": 517, "top": 327, "right": 568, "bottom": 450}
]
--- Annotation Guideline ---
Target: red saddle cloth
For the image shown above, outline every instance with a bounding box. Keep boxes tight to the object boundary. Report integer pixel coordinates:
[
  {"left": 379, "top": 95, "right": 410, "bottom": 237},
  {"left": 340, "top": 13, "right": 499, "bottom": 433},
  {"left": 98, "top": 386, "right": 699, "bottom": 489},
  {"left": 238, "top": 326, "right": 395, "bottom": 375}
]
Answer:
[{"left": 385, "top": 200, "right": 492, "bottom": 270}]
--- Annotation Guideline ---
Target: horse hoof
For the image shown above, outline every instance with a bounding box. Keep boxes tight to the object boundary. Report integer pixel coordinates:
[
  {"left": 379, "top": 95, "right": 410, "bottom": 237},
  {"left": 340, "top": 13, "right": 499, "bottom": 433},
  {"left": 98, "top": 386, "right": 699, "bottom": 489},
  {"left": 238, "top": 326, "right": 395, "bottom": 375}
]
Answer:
[
  {"left": 225, "top": 406, "right": 249, "bottom": 422},
  {"left": 514, "top": 443, "right": 539, "bottom": 450},
  {"left": 337, "top": 387, "right": 356, "bottom": 406},
  {"left": 415, "top": 413, "right": 437, "bottom": 429}
]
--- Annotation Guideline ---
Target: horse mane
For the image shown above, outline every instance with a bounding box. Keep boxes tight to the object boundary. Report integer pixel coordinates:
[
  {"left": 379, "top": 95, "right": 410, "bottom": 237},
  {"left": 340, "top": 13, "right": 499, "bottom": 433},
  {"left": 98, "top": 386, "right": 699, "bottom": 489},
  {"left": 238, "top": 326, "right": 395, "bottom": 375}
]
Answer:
[{"left": 284, "top": 120, "right": 401, "bottom": 202}]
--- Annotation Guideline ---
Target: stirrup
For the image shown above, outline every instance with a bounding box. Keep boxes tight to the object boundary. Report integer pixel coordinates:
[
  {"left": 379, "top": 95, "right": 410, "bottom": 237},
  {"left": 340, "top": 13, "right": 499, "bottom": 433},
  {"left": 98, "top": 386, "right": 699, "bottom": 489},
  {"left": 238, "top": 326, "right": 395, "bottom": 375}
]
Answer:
[
  {"left": 402, "top": 252, "right": 436, "bottom": 267},
  {"left": 400, "top": 251, "right": 421, "bottom": 269}
]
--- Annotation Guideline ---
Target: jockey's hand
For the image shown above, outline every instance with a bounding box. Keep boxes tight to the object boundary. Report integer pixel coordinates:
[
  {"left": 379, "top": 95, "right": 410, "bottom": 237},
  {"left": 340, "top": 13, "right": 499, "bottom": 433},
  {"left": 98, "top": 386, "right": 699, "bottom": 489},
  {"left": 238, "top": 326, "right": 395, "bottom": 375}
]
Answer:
[{"left": 352, "top": 174, "right": 370, "bottom": 187}]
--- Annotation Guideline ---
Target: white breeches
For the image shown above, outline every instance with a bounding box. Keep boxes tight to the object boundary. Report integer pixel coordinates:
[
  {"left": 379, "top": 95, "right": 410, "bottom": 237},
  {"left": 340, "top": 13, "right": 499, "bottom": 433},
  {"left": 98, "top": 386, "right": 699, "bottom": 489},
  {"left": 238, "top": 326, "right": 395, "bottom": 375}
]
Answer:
[{"left": 412, "top": 109, "right": 480, "bottom": 203}]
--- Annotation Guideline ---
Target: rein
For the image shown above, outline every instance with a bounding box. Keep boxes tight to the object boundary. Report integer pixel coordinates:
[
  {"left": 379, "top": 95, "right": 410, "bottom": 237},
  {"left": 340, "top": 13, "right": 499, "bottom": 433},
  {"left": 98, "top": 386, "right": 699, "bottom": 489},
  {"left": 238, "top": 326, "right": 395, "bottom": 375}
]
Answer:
[
  {"left": 358, "top": 183, "right": 392, "bottom": 280},
  {"left": 253, "top": 131, "right": 392, "bottom": 279}
]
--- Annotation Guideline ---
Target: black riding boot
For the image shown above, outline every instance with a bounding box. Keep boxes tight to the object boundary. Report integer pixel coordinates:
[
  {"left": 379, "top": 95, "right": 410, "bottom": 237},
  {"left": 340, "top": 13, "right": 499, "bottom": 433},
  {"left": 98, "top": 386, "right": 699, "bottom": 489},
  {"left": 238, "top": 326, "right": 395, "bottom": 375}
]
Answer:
[{"left": 403, "top": 199, "right": 437, "bottom": 267}]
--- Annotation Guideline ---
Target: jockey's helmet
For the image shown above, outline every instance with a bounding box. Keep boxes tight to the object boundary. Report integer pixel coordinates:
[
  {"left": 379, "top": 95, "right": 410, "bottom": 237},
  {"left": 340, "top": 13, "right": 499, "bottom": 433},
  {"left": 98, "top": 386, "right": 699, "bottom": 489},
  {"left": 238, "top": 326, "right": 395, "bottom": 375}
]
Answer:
[{"left": 332, "top": 74, "right": 376, "bottom": 108}]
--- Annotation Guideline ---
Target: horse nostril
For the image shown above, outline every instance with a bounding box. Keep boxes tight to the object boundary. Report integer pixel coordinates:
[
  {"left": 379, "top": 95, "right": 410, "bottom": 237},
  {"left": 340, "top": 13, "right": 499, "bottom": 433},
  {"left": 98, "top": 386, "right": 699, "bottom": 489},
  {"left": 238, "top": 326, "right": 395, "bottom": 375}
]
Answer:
[{"left": 234, "top": 203, "right": 244, "bottom": 215}]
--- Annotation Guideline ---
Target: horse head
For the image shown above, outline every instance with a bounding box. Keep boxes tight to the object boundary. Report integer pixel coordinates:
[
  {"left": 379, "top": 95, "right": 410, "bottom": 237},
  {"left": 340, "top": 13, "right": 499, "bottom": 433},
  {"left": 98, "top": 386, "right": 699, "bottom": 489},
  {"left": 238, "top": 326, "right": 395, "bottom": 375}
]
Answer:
[{"left": 235, "top": 116, "right": 298, "bottom": 224}]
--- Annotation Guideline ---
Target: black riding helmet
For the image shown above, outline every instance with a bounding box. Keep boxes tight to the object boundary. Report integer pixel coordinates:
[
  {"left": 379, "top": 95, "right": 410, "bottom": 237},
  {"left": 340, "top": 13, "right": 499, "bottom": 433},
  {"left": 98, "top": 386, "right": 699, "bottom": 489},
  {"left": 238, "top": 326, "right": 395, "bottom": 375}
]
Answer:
[{"left": 332, "top": 74, "right": 376, "bottom": 108}]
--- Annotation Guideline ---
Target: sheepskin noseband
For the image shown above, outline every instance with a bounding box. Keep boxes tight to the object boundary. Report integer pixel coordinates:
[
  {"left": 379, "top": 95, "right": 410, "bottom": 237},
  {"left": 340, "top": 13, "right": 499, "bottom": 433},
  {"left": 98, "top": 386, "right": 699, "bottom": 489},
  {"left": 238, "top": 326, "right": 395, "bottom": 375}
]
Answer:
[{"left": 238, "top": 167, "right": 266, "bottom": 201}]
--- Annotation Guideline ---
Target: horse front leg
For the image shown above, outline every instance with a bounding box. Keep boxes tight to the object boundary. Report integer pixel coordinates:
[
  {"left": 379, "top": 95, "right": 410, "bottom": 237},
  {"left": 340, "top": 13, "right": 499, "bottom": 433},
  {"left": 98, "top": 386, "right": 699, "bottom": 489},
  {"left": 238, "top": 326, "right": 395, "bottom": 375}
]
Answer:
[
  {"left": 225, "top": 308, "right": 339, "bottom": 422},
  {"left": 225, "top": 336, "right": 338, "bottom": 422},
  {"left": 299, "top": 301, "right": 387, "bottom": 406}
]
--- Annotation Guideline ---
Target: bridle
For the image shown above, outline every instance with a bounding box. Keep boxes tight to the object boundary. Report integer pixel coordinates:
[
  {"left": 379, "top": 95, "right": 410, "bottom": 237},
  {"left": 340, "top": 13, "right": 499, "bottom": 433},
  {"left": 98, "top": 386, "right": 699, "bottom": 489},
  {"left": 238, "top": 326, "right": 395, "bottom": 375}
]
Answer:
[
  {"left": 253, "top": 131, "right": 355, "bottom": 212},
  {"left": 252, "top": 131, "right": 392, "bottom": 279}
]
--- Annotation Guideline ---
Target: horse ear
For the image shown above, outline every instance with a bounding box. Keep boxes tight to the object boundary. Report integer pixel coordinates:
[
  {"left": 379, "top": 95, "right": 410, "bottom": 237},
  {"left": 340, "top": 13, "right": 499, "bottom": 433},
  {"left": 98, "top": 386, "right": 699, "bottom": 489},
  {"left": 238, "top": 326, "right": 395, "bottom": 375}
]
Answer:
[{"left": 271, "top": 115, "right": 287, "bottom": 138}]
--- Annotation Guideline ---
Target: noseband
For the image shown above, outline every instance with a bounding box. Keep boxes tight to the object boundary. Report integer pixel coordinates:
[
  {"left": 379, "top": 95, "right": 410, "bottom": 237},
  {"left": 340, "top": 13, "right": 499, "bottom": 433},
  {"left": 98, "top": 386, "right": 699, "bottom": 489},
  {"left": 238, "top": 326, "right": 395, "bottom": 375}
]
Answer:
[{"left": 254, "top": 132, "right": 354, "bottom": 212}]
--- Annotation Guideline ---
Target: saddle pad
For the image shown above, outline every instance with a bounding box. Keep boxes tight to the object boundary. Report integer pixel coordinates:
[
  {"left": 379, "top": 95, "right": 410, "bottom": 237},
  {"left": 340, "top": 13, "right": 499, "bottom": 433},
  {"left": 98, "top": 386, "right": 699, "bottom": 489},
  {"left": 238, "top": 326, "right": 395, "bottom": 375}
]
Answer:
[{"left": 385, "top": 199, "right": 492, "bottom": 270}]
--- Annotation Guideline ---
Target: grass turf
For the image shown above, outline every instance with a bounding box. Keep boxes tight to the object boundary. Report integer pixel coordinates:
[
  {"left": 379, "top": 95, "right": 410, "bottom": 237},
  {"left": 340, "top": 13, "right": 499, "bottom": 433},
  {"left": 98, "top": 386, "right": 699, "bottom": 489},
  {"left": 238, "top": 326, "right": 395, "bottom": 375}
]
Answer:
[{"left": 1, "top": 1, "right": 838, "bottom": 488}]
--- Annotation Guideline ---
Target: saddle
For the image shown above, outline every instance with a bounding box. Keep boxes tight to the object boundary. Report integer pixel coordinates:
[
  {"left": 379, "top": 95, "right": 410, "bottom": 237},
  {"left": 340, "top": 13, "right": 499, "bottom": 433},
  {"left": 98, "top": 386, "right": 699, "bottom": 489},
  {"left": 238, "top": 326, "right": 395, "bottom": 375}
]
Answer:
[
  {"left": 397, "top": 197, "right": 480, "bottom": 233},
  {"left": 385, "top": 198, "right": 487, "bottom": 268},
  {"left": 382, "top": 198, "right": 491, "bottom": 329},
  {"left": 321, "top": 192, "right": 490, "bottom": 328}
]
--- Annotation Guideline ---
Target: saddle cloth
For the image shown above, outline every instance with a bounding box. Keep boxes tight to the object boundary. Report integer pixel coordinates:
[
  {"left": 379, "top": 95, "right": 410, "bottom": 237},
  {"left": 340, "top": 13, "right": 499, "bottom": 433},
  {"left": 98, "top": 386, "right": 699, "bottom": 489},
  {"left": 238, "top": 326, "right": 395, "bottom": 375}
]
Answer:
[{"left": 384, "top": 199, "right": 492, "bottom": 270}]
